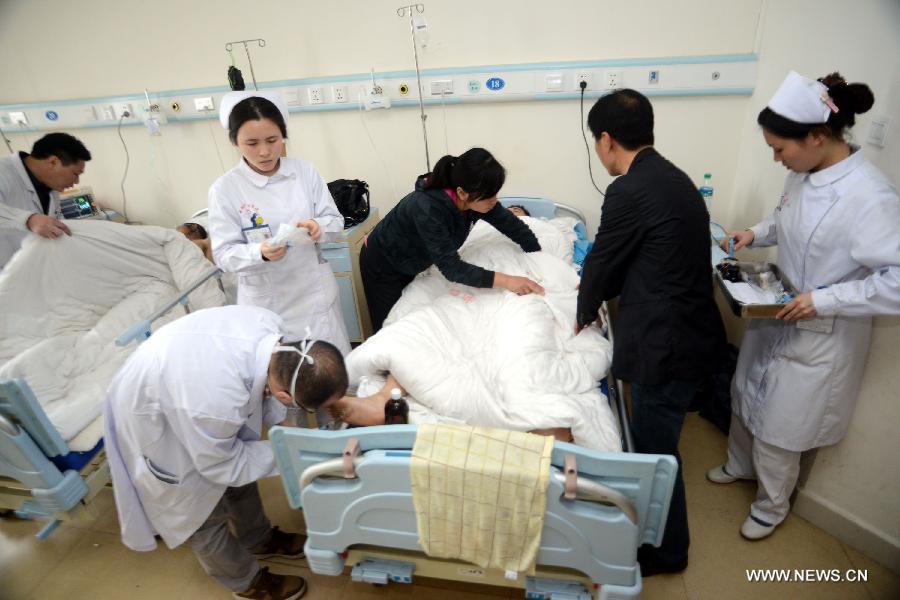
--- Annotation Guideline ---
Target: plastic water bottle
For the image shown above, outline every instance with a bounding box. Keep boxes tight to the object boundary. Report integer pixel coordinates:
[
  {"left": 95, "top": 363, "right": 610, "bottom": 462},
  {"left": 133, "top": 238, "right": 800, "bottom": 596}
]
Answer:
[
  {"left": 699, "top": 173, "right": 714, "bottom": 212},
  {"left": 384, "top": 388, "right": 409, "bottom": 425}
]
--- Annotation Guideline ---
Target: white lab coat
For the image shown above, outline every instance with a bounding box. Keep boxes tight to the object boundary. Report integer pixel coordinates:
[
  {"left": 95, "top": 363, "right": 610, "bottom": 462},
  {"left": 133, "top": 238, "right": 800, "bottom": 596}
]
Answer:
[
  {"left": 0, "top": 153, "right": 60, "bottom": 268},
  {"left": 103, "top": 305, "right": 289, "bottom": 551},
  {"left": 733, "top": 149, "right": 900, "bottom": 452},
  {"left": 208, "top": 157, "right": 350, "bottom": 354}
]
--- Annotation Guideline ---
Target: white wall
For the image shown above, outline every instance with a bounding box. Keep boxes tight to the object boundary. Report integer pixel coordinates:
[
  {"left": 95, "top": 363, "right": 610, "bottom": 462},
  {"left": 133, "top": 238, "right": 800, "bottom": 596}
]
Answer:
[
  {"left": 1, "top": 0, "right": 897, "bottom": 569},
  {"left": 0, "top": 0, "right": 761, "bottom": 231},
  {"left": 726, "top": 0, "right": 900, "bottom": 572}
]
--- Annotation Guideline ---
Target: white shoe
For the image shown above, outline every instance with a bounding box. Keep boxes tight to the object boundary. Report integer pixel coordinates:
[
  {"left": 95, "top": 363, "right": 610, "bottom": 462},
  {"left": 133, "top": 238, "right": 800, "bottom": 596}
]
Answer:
[
  {"left": 740, "top": 515, "right": 776, "bottom": 540},
  {"left": 706, "top": 464, "right": 740, "bottom": 484}
]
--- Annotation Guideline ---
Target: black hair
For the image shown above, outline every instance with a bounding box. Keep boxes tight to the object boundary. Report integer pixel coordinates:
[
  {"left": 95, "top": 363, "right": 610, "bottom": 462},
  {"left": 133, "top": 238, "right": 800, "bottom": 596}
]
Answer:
[
  {"left": 31, "top": 133, "right": 91, "bottom": 165},
  {"left": 178, "top": 222, "right": 208, "bottom": 240},
  {"left": 228, "top": 97, "right": 288, "bottom": 145},
  {"left": 507, "top": 204, "right": 530, "bottom": 216},
  {"left": 271, "top": 340, "right": 348, "bottom": 409},
  {"left": 587, "top": 89, "right": 654, "bottom": 150},
  {"left": 423, "top": 147, "right": 506, "bottom": 201},
  {"left": 757, "top": 72, "right": 874, "bottom": 140}
]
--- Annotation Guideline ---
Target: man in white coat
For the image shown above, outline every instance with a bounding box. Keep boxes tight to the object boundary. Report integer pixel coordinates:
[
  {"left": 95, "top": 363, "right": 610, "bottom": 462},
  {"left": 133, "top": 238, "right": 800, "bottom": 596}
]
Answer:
[
  {"left": 711, "top": 71, "right": 900, "bottom": 540},
  {"left": 0, "top": 132, "right": 90, "bottom": 268},
  {"left": 104, "top": 305, "right": 348, "bottom": 600}
]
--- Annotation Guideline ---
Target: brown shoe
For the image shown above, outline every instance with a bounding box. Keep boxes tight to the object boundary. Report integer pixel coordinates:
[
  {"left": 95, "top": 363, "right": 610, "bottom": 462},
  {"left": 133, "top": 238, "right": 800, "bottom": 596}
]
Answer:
[
  {"left": 251, "top": 526, "right": 306, "bottom": 559},
  {"left": 232, "top": 567, "right": 307, "bottom": 600}
]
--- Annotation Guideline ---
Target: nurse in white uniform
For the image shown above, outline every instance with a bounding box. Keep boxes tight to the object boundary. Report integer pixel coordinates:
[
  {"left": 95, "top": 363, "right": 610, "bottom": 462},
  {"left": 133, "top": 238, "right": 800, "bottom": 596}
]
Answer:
[
  {"left": 104, "top": 305, "right": 348, "bottom": 599},
  {"left": 709, "top": 71, "right": 900, "bottom": 539},
  {"left": 208, "top": 91, "right": 351, "bottom": 354}
]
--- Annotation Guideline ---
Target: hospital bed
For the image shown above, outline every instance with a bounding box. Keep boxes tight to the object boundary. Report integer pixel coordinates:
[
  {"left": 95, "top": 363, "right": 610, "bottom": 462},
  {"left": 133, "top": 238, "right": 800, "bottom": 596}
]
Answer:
[
  {"left": 0, "top": 223, "right": 224, "bottom": 538},
  {"left": 268, "top": 198, "right": 673, "bottom": 599}
]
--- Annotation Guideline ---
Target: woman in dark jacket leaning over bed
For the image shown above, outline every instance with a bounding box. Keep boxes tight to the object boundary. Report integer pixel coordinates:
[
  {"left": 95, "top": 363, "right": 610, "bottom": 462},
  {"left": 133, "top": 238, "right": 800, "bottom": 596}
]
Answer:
[{"left": 360, "top": 147, "right": 544, "bottom": 331}]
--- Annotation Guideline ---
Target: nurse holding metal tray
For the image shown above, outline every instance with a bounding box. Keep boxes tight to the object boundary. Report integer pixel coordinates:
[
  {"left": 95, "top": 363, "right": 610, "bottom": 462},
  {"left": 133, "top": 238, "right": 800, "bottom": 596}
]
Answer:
[
  {"left": 711, "top": 70, "right": 900, "bottom": 540},
  {"left": 208, "top": 90, "right": 351, "bottom": 354}
]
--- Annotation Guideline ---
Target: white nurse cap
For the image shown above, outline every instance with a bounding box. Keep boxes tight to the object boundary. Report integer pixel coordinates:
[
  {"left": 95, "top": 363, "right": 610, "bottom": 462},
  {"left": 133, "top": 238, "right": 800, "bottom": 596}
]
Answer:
[
  {"left": 767, "top": 71, "right": 838, "bottom": 124},
  {"left": 219, "top": 90, "right": 291, "bottom": 130}
]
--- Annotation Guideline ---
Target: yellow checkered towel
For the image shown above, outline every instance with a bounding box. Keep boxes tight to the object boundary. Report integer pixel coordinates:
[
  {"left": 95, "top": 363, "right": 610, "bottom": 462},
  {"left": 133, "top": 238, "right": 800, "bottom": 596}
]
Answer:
[{"left": 411, "top": 424, "right": 554, "bottom": 575}]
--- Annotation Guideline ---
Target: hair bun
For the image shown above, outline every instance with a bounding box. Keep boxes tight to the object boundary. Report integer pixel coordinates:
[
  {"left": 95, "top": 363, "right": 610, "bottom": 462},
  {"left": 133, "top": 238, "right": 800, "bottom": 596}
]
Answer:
[
  {"left": 820, "top": 72, "right": 874, "bottom": 115},
  {"left": 844, "top": 83, "right": 875, "bottom": 114}
]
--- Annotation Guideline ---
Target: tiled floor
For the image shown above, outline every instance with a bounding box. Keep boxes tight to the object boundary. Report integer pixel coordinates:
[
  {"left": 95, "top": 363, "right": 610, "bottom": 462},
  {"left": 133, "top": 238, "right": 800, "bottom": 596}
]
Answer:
[{"left": 1, "top": 414, "right": 897, "bottom": 599}]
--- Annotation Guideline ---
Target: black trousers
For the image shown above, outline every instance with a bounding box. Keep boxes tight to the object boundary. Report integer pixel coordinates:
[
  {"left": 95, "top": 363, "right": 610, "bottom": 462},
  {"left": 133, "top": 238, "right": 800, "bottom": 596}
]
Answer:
[
  {"left": 359, "top": 242, "right": 415, "bottom": 333},
  {"left": 630, "top": 379, "right": 698, "bottom": 568}
]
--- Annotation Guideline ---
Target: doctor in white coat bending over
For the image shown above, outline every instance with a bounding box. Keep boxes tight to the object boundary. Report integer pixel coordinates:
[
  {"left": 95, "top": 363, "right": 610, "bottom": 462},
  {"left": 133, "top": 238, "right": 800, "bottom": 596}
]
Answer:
[
  {"left": 208, "top": 91, "right": 351, "bottom": 354},
  {"left": 0, "top": 132, "right": 90, "bottom": 268},
  {"left": 711, "top": 71, "right": 900, "bottom": 540},
  {"left": 104, "top": 305, "right": 348, "bottom": 600}
]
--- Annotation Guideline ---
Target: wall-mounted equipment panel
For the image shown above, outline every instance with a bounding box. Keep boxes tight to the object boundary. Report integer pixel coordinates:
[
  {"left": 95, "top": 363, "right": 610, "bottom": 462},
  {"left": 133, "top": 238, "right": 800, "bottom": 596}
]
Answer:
[{"left": 0, "top": 54, "right": 757, "bottom": 132}]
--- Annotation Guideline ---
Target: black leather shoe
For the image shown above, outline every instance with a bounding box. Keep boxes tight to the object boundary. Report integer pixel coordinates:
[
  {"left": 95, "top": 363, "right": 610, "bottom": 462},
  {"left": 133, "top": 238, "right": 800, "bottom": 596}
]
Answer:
[{"left": 638, "top": 546, "right": 688, "bottom": 577}]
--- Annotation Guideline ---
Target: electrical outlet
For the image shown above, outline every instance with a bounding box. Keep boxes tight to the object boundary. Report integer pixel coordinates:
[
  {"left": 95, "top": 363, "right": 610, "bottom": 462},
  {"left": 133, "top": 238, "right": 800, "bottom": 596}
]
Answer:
[
  {"left": 194, "top": 97, "right": 215, "bottom": 112},
  {"left": 283, "top": 89, "right": 301, "bottom": 106},
  {"left": 430, "top": 80, "right": 453, "bottom": 95},
  {"left": 545, "top": 74, "right": 564, "bottom": 92},
  {"left": 604, "top": 70, "right": 624, "bottom": 89},
  {"left": 8, "top": 111, "right": 28, "bottom": 126},
  {"left": 100, "top": 105, "right": 116, "bottom": 121},
  {"left": 307, "top": 87, "right": 324, "bottom": 105},
  {"left": 115, "top": 103, "right": 133, "bottom": 118},
  {"left": 467, "top": 80, "right": 480, "bottom": 94},
  {"left": 333, "top": 85, "right": 348, "bottom": 103},
  {"left": 575, "top": 72, "right": 592, "bottom": 91}
]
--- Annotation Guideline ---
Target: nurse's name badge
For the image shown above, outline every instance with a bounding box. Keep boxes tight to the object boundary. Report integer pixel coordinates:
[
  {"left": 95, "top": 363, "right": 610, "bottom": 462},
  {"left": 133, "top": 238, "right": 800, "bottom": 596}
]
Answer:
[{"left": 242, "top": 213, "right": 272, "bottom": 243}]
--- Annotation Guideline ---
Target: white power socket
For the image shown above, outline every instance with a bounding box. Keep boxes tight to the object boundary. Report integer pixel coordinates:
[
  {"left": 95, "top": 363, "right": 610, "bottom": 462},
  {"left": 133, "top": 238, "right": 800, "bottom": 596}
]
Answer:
[
  {"left": 307, "top": 87, "right": 324, "bottom": 105},
  {"left": 333, "top": 85, "right": 348, "bottom": 103},
  {"left": 575, "top": 72, "right": 592, "bottom": 91},
  {"left": 430, "top": 80, "right": 453, "bottom": 95},
  {"left": 115, "top": 103, "right": 133, "bottom": 118},
  {"left": 194, "top": 97, "right": 215, "bottom": 112},
  {"left": 8, "top": 111, "right": 28, "bottom": 126},
  {"left": 604, "top": 70, "right": 624, "bottom": 89}
]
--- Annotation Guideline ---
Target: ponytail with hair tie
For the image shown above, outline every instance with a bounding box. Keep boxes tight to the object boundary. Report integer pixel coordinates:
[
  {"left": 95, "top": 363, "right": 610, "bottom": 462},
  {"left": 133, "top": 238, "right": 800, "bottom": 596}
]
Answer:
[{"left": 422, "top": 148, "right": 506, "bottom": 199}]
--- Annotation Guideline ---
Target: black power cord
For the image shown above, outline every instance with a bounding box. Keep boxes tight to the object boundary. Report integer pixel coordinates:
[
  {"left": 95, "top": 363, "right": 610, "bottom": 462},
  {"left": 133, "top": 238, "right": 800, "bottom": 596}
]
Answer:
[{"left": 580, "top": 81, "right": 605, "bottom": 196}]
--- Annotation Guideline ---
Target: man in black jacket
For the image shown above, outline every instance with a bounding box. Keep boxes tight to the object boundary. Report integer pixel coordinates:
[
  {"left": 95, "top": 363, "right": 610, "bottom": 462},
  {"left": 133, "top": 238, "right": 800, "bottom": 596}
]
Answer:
[{"left": 576, "top": 90, "right": 726, "bottom": 576}]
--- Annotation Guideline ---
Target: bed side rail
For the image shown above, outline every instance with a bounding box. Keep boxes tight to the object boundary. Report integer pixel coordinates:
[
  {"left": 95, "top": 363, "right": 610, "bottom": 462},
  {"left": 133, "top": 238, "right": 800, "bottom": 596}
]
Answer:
[
  {"left": 116, "top": 267, "right": 223, "bottom": 346},
  {"left": 0, "top": 380, "right": 90, "bottom": 527},
  {"left": 0, "top": 379, "right": 68, "bottom": 457},
  {"left": 269, "top": 425, "right": 676, "bottom": 547}
]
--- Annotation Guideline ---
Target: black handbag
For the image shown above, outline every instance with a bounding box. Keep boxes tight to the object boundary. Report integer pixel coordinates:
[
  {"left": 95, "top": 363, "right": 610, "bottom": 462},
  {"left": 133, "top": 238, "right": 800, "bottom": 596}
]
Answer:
[{"left": 327, "top": 179, "right": 370, "bottom": 228}]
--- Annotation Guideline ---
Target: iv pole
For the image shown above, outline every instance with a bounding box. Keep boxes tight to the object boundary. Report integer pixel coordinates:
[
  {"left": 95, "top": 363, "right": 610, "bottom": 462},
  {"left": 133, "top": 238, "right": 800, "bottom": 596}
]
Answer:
[
  {"left": 224, "top": 38, "right": 266, "bottom": 91},
  {"left": 397, "top": 4, "right": 430, "bottom": 172}
]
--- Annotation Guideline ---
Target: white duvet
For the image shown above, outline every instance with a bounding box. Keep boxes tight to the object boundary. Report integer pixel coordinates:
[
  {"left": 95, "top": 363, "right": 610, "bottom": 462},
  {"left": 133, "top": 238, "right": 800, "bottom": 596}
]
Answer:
[
  {"left": 348, "top": 217, "right": 621, "bottom": 452},
  {"left": 0, "top": 220, "right": 225, "bottom": 451}
]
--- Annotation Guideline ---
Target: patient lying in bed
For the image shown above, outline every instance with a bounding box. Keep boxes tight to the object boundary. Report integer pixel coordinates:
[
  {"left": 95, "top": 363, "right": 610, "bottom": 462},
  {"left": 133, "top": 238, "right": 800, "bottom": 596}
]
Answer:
[
  {"left": 176, "top": 222, "right": 213, "bottom": 261},
  {"left": 335, "top": 218, "right": 621, "bottom": 452}
]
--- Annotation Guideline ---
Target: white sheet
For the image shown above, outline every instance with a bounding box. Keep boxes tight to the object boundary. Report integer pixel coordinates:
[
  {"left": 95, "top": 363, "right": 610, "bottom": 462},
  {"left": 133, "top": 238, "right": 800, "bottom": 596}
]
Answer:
[
  {"left": 347, "top": 218, "right": 621, "bottom": 452},
  {"left": 0, "top": 220, "right": 225, "bottom": 451}
]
